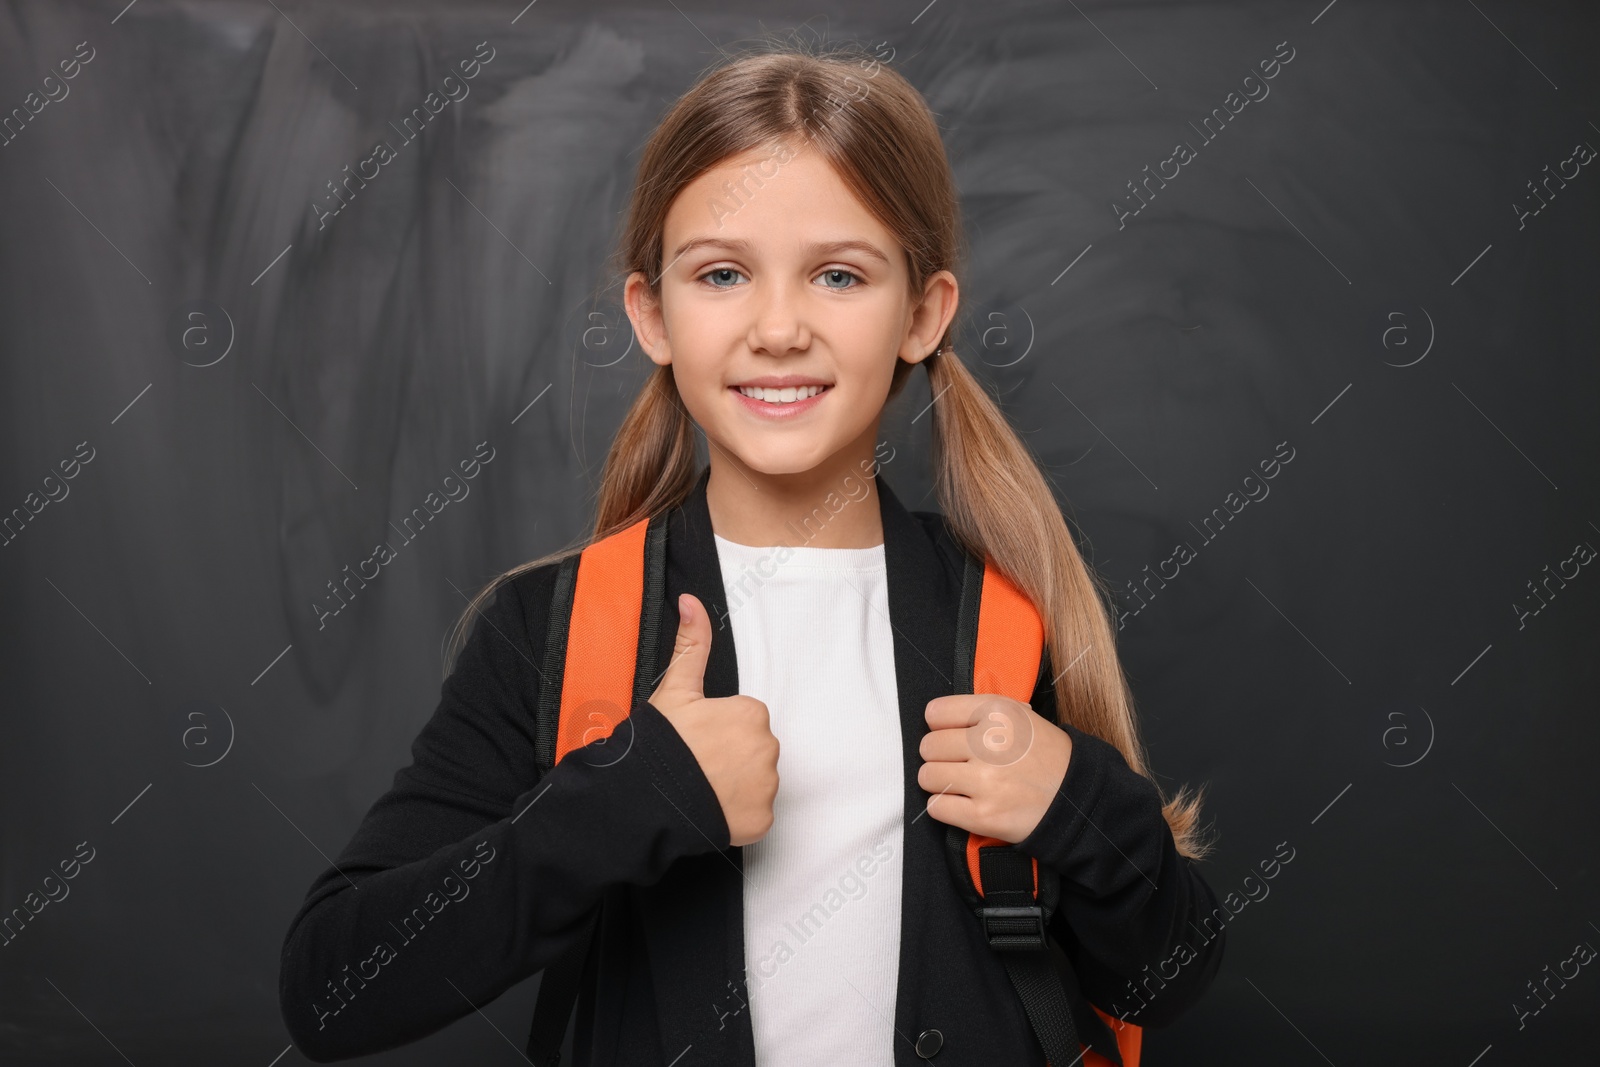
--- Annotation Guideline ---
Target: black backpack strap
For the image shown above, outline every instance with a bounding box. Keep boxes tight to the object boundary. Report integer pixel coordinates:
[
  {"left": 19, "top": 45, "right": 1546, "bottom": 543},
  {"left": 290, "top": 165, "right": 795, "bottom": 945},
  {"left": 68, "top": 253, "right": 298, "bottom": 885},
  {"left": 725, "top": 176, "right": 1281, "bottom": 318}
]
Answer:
[
  {"left": 524, "top": 909, "right": 600, "bottom": 1066},
  {"left": 946, "top": 553, "right": 1122, "bottom": 1067},
  {"left": 533, "top": 553, "right": 581, "bottom": 775},
  {"left": 525, "top": 515, "right": 670, "bottom": 1065}
]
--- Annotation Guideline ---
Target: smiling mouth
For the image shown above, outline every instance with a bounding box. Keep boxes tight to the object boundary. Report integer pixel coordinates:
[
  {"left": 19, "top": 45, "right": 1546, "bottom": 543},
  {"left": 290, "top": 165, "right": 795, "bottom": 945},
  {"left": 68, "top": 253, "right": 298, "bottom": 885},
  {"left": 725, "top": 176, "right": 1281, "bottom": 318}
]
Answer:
[{"left": 733, "top": 384, "right": 830, "bottom": 405}]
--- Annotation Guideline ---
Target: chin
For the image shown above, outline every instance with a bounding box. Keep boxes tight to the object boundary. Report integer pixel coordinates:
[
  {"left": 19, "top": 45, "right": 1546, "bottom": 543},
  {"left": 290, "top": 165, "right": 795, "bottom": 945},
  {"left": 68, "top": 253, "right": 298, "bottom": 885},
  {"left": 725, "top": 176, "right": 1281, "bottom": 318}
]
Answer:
[
  {"left": 743, "top": 457, "right": 824, "bottom": 478},
  {"left": 728, "top": 443, "right": 828, "bottom": 478}
]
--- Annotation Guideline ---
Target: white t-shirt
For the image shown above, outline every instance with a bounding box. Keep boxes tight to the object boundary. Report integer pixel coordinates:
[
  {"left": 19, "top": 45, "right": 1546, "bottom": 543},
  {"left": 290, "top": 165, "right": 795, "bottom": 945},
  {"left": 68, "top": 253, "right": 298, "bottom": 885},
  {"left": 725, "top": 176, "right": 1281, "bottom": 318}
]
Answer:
[{"left": 713, "top": 533, "right": 904, "bottom": 1066}]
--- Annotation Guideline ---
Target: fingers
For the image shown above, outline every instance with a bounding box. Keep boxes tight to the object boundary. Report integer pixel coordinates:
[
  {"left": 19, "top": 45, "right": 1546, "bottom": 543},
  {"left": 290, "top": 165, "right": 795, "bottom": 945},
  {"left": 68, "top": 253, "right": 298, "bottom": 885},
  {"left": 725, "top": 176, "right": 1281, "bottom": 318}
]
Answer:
[
  {"left": 657, "top": 592, "right": 712, "bottom": 703},
  {"left": 924, "top": 695, "right": 1036, "bottom": 764},
  {"left": 918, "top": 726, "right": 973, "bottom": 763},
  {"left": 917, "top": 758, "right": 974, "bottom": 798},
  {"left": 923, "top": 693, "right": 995, "bottom": 729},
  {"left": 924, "top": 786, "right": 976, "bottom": 830}
]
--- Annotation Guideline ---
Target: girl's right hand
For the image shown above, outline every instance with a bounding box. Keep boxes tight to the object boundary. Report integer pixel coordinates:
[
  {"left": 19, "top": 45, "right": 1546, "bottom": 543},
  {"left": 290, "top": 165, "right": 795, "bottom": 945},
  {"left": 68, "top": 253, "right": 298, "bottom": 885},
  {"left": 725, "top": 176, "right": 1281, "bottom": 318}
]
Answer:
[{"left": 647, "top": 593, "right": 779, "bottom": 847}]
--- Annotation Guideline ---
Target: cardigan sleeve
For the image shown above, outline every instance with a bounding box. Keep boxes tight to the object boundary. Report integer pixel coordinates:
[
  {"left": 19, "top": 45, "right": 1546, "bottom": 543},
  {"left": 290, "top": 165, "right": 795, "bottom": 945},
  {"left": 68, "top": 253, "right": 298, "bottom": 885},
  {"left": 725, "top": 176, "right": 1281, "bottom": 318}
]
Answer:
[
  {"left": 1015, "top": 651, "right": 1226, "bottom": 1028},
  {"left": 276, "top": 567, "right": 731, "bottom": 1061}
]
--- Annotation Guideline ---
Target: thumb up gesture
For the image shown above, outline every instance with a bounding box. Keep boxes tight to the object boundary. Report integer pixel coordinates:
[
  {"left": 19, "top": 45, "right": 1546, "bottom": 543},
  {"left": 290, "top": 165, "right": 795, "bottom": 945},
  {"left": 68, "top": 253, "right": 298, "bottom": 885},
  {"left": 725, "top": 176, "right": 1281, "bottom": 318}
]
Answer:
[{"left": 648, "top": 593, "right": 780, "bottom": 847}]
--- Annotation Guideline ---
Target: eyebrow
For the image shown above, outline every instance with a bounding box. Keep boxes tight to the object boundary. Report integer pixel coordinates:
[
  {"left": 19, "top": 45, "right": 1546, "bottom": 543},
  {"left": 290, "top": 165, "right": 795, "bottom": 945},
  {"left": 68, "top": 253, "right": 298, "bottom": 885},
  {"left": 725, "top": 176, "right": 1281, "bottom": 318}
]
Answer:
[{"left": 667, "top": 236, "right": 892, "bottom": 267}]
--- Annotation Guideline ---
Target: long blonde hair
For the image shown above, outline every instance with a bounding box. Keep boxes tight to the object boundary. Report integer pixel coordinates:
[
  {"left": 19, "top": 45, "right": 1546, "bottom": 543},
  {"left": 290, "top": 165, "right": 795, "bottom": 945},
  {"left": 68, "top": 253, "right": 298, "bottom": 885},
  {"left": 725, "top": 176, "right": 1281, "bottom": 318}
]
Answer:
[{"left": 447, "top": 40, "right": 1215, "bottom": 861}]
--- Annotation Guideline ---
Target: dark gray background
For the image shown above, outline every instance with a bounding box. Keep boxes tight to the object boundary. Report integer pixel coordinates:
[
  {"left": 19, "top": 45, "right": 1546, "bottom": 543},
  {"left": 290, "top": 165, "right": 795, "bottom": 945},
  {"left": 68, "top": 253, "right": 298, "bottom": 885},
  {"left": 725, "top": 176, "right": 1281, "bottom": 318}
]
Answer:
[{"left": 2, "top": 0, "right": 1595, "bottom": 1062}]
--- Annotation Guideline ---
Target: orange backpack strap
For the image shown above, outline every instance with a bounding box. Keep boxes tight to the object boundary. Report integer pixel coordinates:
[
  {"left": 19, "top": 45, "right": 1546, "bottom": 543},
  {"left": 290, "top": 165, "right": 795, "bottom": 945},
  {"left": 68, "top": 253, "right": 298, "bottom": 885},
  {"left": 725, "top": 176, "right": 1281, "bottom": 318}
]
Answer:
[
  {"left": 526, "top": 512, "right": 667, "bottom": 1065},
  {"left": 946, "top": 553, "right": 1142, "bottom": 1067},
  {"left": 532, "top": 513, "right": 667, "bottom": 775}
]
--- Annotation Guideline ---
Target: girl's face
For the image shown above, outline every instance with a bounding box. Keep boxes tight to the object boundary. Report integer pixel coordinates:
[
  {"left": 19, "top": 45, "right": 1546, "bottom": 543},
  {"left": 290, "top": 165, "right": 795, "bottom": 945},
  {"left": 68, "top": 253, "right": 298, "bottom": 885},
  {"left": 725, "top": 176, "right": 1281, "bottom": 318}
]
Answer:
[{"left": 626, "top": 141, "right": 956, "bottom": 482}]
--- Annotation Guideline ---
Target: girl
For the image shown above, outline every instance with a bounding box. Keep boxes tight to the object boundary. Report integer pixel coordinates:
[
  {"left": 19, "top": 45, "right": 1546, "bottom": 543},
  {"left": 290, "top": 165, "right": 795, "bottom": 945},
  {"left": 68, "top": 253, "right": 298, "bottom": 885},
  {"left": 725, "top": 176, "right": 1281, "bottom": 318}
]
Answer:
[{"left": 279, "top": 43, "right": 1224, "bottom": 1066}]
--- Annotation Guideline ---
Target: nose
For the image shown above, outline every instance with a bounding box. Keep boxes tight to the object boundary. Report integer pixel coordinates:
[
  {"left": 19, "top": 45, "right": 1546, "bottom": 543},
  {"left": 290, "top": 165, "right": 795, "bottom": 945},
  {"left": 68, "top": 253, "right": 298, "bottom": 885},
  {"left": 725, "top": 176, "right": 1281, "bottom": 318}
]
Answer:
[{"left": 746, "top": 274, "right": 811, "bottom": 357}]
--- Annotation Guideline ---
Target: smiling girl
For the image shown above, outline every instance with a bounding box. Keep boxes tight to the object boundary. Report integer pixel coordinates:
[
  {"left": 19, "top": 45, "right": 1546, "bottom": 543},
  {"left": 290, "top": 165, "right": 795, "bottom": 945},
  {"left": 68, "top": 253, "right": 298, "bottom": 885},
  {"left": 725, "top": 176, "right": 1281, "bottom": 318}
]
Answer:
[{"left": 280, "top": 42, "right": 1224, "bottom": 1066}]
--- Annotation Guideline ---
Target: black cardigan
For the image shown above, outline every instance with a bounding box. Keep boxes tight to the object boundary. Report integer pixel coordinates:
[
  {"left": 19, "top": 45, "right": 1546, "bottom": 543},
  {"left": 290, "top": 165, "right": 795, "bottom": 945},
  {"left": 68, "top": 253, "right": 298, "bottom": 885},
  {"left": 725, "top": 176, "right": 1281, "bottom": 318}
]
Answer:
[{"left": 277, "top": 467, "right": 1225, "bottom": 1064}]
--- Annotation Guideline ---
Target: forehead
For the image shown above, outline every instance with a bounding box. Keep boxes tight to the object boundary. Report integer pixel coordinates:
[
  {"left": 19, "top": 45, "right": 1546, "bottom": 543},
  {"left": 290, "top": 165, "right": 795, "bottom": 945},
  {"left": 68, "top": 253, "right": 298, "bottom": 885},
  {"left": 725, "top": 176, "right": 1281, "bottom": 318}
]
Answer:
[{"left": 662, "top": 143, "right": 901, "bottom": 264}]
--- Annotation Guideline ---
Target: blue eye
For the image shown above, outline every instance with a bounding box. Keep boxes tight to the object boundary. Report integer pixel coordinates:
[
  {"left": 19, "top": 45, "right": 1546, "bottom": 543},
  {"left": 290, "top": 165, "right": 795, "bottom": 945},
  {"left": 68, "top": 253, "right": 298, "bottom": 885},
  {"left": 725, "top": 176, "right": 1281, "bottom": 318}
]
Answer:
[
  {"left": 698, "top": 267, "right": 746, "bottom": 288},
  {"left": 816, "top": 269, "right": 860, "bottom": 290}
]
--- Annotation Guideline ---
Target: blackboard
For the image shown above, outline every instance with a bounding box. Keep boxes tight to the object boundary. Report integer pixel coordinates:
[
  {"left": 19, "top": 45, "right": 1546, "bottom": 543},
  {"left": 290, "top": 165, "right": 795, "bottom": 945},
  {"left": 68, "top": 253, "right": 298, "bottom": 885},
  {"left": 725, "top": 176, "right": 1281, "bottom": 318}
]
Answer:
[{"left": 0, "top": 1, "right": 1594, "bottom": 1062}]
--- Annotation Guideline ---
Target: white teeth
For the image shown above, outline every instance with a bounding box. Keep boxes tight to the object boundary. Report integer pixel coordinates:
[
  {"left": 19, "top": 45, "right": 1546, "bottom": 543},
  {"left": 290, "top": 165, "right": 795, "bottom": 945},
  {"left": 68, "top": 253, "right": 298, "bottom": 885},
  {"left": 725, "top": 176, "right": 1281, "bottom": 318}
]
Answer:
[{"left": 737, "top": 384, "right": 825, "bottom": 404}]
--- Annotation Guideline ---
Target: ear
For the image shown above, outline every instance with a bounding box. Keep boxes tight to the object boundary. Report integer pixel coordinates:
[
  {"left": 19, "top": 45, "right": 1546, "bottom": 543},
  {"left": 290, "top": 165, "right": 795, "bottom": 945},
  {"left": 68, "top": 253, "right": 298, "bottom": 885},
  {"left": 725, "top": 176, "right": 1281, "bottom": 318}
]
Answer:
[
  {"left": 899, "top": 269, "right": 959, "bottom": 366},
  {"left": 624, "top": 270, "right": 672, "bottom": 367}
]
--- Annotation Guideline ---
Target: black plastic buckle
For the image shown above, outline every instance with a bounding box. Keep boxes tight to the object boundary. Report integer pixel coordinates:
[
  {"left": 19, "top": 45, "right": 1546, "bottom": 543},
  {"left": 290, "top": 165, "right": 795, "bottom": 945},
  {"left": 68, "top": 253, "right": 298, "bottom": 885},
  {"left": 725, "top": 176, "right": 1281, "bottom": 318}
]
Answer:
[{"left": 978, "top": 904, "right": 1047, "bottom": 951}]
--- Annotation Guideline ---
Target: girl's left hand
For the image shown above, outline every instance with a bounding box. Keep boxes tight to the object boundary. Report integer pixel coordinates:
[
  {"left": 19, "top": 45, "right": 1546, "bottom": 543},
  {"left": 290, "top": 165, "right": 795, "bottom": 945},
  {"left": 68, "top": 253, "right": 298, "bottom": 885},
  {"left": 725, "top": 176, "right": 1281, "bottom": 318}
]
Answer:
[{"left": 918, "top": 694, "right": 1073, "bottom": 844}]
